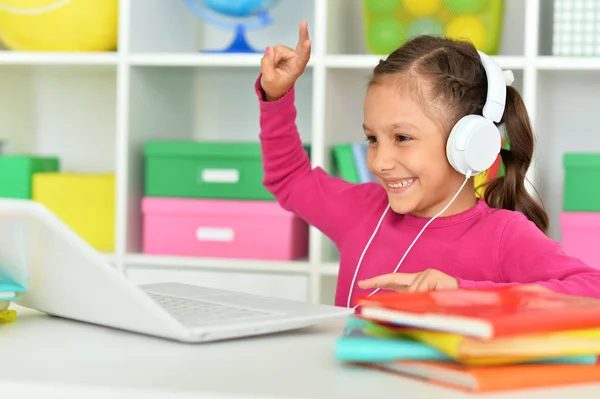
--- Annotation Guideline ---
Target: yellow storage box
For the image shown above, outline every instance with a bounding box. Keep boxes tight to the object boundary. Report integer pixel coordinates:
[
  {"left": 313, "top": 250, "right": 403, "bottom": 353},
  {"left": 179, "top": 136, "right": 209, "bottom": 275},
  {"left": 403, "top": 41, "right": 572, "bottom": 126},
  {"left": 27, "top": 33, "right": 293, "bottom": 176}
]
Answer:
[
  {"left": 0, "top": 0, "right": 118, "bottom": 51},
  {"left": 32, "top": 173, "right": 115, "bottom": 252}
]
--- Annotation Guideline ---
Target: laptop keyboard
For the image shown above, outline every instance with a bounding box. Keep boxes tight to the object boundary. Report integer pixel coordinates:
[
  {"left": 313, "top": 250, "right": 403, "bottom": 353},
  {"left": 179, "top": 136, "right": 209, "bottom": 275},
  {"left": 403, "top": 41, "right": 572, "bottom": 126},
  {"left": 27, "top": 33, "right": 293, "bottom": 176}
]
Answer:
[{"left": 147, "top": 292, "right": 276, "bottom": 328}]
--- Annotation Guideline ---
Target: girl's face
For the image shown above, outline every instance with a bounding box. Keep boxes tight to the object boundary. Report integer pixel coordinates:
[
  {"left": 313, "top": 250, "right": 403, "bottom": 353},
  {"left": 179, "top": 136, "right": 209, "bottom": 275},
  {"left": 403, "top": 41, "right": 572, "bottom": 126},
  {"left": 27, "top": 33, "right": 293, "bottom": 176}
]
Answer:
[{"left": 363, "top": 79, "right": 476, "bottom": 217}]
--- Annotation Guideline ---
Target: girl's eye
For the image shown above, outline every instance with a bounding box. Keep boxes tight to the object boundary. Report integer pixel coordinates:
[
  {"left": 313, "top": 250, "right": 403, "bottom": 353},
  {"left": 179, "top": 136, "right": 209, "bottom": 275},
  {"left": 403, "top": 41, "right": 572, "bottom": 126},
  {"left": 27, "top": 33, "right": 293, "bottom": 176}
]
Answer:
[
  {"left": 396, "top": 134, "right": 411, "bottom": 142},
  {"left": 365, "top": 135, "right": 377, "bottom": 144}
]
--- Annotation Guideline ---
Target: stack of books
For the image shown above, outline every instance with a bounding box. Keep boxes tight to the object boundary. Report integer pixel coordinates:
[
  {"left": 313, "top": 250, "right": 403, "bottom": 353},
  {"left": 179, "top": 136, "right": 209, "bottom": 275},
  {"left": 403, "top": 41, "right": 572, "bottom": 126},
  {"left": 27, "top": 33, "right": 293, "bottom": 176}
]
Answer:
[
  {"left": 335, "top": 286, "right": 600, "bottom": 393},
  {"left": 0, "top": 269, "right": 26, "bottom": 323}
]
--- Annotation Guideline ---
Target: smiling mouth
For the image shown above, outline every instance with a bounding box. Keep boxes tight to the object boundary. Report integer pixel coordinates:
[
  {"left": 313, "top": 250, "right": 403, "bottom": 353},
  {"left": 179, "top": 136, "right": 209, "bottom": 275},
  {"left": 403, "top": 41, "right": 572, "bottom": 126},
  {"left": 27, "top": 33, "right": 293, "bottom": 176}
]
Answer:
[{"left": 386, "top": 178, "right": 415, "bottom": 189}]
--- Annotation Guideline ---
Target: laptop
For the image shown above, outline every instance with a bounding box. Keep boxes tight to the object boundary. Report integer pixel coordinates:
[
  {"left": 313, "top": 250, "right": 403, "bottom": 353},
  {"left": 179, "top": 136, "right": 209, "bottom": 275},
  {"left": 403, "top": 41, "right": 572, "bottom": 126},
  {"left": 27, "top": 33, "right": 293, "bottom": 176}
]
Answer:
[{"left": 0, "top": 198, "right": 352, "bottom": 342}]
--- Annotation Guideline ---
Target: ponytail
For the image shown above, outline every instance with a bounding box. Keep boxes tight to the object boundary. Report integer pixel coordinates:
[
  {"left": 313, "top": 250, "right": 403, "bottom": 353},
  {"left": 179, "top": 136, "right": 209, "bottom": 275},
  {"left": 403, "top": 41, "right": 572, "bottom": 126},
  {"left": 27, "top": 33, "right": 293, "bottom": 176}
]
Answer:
[{"left": 482, "top": 86, "right": 549, "bottom": 233}]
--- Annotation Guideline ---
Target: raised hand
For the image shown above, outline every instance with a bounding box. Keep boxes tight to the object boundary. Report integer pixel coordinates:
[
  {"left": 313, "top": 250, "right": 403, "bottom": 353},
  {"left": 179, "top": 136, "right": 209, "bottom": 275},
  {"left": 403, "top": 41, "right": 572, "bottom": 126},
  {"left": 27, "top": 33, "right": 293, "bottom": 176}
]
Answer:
[{"left": 260, "top": 20, "right": 311, "bottom": 101}]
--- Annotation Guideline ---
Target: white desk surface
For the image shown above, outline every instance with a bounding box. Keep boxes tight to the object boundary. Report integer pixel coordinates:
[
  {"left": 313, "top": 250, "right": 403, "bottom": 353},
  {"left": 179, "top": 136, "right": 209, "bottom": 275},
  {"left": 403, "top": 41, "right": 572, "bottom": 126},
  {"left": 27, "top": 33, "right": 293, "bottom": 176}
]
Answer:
[{"left": 1, "top": 307, "right": 600, "bottom": 399}]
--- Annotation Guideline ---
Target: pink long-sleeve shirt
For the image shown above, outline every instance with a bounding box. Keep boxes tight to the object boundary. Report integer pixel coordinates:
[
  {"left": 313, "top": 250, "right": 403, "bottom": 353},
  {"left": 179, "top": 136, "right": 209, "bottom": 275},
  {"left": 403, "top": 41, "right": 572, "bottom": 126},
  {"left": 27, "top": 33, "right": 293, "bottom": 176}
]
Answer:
[{"left": 255, "top": 77, "right": 600, "bottom": 307}]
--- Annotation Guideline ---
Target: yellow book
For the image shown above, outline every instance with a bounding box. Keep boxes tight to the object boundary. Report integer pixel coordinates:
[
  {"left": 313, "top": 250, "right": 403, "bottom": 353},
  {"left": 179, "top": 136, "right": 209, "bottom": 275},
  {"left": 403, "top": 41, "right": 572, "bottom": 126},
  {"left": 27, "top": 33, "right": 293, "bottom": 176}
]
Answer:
[{"left": 364, "top": 323, "right": 600, "bottom": 366}]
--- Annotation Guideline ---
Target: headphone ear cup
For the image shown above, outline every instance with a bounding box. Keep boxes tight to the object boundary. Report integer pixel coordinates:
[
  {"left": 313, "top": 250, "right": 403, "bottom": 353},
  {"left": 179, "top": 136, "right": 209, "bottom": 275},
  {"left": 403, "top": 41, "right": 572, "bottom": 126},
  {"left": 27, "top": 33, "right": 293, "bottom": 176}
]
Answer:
[{"left": 446, "top": 115, "right": 502, "bottom": 176}]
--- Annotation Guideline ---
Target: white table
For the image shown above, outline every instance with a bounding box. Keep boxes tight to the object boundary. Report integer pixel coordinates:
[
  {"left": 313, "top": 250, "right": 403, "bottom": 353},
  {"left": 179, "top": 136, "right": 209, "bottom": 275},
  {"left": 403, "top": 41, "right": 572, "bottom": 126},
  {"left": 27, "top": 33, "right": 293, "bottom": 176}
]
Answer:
[{"left": 1, "top": 307, "right": 599, "bottom": 399}]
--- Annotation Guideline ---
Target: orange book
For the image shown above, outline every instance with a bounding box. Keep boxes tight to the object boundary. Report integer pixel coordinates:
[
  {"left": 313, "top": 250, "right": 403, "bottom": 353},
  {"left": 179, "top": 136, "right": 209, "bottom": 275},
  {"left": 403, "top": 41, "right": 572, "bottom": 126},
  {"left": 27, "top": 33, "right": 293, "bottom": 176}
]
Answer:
[
  {"left": 371, "top": 361, "right": 600, "bottom": 393},
  {"left": 357, "top": 286, "right": 600, "bottom": 339}
]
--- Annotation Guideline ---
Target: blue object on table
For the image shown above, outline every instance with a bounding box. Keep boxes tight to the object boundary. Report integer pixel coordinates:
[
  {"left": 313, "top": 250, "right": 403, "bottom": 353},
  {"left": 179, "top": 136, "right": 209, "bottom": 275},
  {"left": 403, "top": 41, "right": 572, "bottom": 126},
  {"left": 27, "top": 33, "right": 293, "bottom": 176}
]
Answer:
[
  {"left": 0, "top": 268, "right": 25, "bottom": 301},
  {"left": 183, "top": 0, "right": 281, "bottom": 53},
  {"left": 336, "top": 316, "right": 450, "bottom": 363}
]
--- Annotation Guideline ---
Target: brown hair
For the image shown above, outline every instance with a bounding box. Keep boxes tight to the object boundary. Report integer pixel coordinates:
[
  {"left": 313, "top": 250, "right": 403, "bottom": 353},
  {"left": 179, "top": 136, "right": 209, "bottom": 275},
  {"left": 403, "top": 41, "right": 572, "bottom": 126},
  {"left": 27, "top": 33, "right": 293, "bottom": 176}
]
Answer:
[{"left": 369, "top": 35, "right": 548, "bottom": 233}]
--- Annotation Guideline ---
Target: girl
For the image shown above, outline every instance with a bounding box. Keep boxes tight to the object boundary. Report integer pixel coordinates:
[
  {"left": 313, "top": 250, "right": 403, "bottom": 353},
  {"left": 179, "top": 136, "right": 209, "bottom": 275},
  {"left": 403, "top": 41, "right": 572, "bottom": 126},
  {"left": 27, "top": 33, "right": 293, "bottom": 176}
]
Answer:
[{"left": 257, "top": 21, "right": 600, "bottom": 307}]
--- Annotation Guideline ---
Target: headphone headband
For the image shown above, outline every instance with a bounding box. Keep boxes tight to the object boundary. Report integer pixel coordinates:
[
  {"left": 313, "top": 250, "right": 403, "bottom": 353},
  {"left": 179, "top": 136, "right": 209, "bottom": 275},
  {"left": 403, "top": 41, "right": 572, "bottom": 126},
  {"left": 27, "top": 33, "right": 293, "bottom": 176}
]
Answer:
[{"left": 477, "top": 50, "right": 506, "bottom": 123}]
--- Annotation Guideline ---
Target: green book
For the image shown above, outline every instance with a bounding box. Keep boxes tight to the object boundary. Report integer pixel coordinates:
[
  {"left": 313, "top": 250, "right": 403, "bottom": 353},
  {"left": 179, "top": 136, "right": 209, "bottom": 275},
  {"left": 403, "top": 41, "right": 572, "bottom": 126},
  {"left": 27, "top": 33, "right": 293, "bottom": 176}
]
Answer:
[{"left": 332, "top": 144, "right": 359, "bottom": 183}]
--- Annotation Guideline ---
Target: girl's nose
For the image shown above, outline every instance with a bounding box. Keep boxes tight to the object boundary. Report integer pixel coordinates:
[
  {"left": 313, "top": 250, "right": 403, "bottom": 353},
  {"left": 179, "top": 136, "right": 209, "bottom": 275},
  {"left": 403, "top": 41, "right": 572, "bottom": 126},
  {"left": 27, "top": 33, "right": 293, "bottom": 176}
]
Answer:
[{"left": 372, "top": 146, "right": 396, "bottom": 173}]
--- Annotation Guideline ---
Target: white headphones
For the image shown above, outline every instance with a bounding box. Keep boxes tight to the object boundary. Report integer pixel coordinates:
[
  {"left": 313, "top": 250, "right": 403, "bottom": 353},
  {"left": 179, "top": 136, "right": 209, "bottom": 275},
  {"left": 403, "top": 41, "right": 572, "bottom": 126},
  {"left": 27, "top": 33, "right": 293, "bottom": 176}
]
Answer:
[
  {"left": 347, "top": 50, "right": 512, "bottom": 308},
  {"left": 445, "top": 50, "right": 506, "bottom": 177}
]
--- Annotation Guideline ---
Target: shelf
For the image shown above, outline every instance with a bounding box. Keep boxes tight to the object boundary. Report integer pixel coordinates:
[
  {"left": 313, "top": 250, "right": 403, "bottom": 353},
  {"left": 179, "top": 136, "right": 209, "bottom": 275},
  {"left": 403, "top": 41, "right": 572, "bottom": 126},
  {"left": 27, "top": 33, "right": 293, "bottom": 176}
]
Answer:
[
  {"left": 118, "top": 254, "right": 340, "bottom": 277},
  {"left": 129, "top": 53, "right": 591, "bottom": 71},
  {"left": 534, "top": 70, "right": 600, "bottom": 240},
  {"left": 536, "top": 56, "right": 600, "bottom": 70},
  {"left": 2, "top": 51, "right": 595, "bottom": 71},
  {"left": 320, "top": 262, "right": 340, "bottom": 276},
  {"left": 0, "top": 51, "right": 119, "bottom": 65},
  {"left": 123, "top": 66, "right": 314, "bottom": 254},
  {"left": 4, "top": 0, "right": 597, "bottom": 305},
  {"left": 123, "top": 254, "right": 311, "bottom": 274},
  {"left": 128, "top": 53, "right": 316, "bottom": 68},
  {"left": 324, "top": 54, "right": 382, "bottom": 69},
  {"left": 325, "top": 55, "right": 527, "bottom": 70}
]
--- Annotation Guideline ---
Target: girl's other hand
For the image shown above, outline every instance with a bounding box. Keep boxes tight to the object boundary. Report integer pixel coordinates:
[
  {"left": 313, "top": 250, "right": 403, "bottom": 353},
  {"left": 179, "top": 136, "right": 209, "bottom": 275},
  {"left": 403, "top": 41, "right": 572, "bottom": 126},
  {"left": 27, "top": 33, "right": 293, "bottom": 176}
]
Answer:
[{"left": 358, "top": 269, "right": 459, "bottom": 292}]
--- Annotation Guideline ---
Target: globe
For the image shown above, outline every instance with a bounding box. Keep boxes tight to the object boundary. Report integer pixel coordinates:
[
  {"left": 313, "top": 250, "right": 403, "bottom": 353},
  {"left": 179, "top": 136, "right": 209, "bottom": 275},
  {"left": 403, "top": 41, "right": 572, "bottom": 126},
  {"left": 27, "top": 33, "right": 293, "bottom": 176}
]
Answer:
[
  {"left": 201, "top": 0, "right": 280, "bottom": 18},
  {"left": 184, "top": 0, "right": 281, "bottom": 53}
]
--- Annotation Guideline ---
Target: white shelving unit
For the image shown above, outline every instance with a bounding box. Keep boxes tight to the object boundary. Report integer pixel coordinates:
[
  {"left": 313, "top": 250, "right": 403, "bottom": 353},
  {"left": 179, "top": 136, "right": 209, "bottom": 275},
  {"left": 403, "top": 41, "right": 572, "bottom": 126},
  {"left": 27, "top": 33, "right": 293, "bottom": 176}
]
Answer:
[{"left": 2, "top": 0, "right": 599, "bottom": 305}]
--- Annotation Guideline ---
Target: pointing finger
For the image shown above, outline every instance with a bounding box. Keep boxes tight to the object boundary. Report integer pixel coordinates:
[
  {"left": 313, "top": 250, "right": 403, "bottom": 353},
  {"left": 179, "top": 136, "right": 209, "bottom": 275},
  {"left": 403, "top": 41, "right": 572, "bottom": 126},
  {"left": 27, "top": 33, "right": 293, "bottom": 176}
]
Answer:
[
  {"left": 294, "top": 21, "right": 311, "bottom": 66},
  {"left": 295, "top": 39, "right": 311, "bottom": 69},
  {"left": 295, "top": 20, "right": 310, "bottom": 52}
]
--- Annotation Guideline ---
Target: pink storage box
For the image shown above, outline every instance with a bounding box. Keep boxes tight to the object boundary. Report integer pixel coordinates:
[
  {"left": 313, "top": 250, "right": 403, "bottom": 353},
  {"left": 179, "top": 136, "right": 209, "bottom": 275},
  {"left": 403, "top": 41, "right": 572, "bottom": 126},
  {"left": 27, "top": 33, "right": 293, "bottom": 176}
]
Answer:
[
  {"left": 560, "top": 211, "right": 600, "bottom": 269},
  {"left": 141, "top": 197, "right": 309, "bottom": 260}
]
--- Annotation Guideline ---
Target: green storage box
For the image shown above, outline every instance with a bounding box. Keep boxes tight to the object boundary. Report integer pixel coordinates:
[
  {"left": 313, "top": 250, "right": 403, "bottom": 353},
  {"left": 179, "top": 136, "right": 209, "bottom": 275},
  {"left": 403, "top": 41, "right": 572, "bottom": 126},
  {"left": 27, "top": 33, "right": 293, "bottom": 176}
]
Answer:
[
  {"left": 0, "top": 155, "right": 60, "bottom": 199},
  {"left": 144, "top": 141, "right": 310, "bottom": 200},
  {"left": 563, "top": 153, "right": 600, "bottom": 212}
]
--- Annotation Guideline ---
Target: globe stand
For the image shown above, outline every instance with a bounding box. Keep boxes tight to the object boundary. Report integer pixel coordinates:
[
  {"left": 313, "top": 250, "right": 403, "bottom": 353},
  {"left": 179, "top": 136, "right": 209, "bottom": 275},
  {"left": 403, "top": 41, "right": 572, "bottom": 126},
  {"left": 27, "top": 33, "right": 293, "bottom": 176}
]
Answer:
[{"left": 203, "top": 24, "right": 258, "bottom": 53}]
